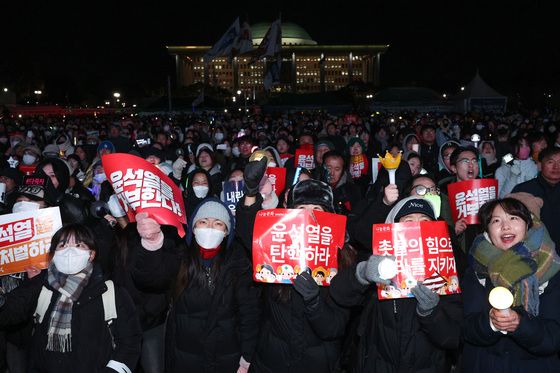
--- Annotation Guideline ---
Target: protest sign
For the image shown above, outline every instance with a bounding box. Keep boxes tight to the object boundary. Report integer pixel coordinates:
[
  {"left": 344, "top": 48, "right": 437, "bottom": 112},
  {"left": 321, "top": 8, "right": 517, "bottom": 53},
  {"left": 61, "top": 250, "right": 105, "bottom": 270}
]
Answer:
[
  {"left": 0, "top": 207, "right": 63, "bottom": 275},
  {"left": 102, "top": 153, "right": 187, "bottom": 237},
  {"left": 266, "top": 167, "right": 286, "bottom": 196},
  {"left": 372, "top": 221, "right": 460, "bottom": 300},
  {"left": 294, "top": 145, "right": 314, "bottom": 170},
  {"left": 252, "top": 208, "right": 346, "bottom": 286},
  {"left": 222, "top": 180, "right": 244, "bottom": 215},
  {"left": 447, "top": 179, "right": 498, "bottom": 224}
]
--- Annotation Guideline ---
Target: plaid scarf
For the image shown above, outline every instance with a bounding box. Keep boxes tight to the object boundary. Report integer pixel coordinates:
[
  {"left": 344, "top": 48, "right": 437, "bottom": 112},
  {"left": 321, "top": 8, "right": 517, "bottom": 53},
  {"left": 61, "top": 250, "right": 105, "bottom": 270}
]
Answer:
[
  {"left": 46, "top": 262, "right": 93, "bottom": 352},
  {"left": 470, "top": 222, "right": 560, "bottom": 316}
]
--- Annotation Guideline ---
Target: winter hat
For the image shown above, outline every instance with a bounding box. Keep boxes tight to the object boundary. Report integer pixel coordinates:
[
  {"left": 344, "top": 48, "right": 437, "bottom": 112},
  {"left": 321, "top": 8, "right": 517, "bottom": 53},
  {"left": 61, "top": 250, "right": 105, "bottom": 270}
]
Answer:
[
  {"left": 393, "top": 198, "right": 436, "bottom": 222},
  {"left": 23, "top": 145, "right": 42, "bottom": 158},
  {"left": 16, "top": 176, "right": 48, "bottom": 201},
  {"left": 314, "top": 139, "right": 335, "bottom": 153},
  {"left": 196, "top": 143, "right": 214, "bottom": 157},
  {"left": 142, "top": 146, "right": 164, "bottom": 161},
  {"left": 42, "top": 144, "right": 60, "bottom": 158},
  {"left": 97, "top": 140, "right": 115, "bottom": 154},
  {"left": 0, "top": 167, "right": 24, "bottom": 185},
  {"left": 290, "top": 179, "right": 334, "bottom": 212},
  {"left": 192, "top": 200, "right": 232, "bottom": 233}
]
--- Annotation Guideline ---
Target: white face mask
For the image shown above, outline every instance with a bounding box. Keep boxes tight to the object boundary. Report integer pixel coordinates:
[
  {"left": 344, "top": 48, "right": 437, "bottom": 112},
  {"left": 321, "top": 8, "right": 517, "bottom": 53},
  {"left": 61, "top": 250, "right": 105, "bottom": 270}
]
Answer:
[
  {"left": 12, "top": 201, "right": 41, "bottom": 213},
  {"left": 267, "top": 161, "right": 277, "bottom": 167},
  {"left": 52, "top": 246, "right": 91, "bottom": 274},
  {"left": 93, "top": 173, "right": 107, "bottom": 184},
  {"left": 232, "top": 147, "right": 240, "bottom": 157},
  {"left": 214, "top": 133, "right": 224, "bottom": 142},
  {"left": 193, "top": 185, "right": 209, "bottom": 198},
  {"left": 22, "top": 154, "right": 37, "bottom": 165},
  {"left": 194, "top": 228, "right": 226, "bottom": 249}
]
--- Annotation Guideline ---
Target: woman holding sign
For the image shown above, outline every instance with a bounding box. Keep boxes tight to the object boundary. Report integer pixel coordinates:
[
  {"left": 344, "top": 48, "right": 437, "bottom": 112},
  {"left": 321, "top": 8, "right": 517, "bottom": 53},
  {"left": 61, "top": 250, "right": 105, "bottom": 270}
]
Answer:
[
  {"left": 462, "top": 196, "right": 560, "bottom": 372},
  {"left": 133, "top": 197, "right": 260, "bottom": 373},
  {"left": 330, "top": 196, "right": 463, "bottom": 373}
]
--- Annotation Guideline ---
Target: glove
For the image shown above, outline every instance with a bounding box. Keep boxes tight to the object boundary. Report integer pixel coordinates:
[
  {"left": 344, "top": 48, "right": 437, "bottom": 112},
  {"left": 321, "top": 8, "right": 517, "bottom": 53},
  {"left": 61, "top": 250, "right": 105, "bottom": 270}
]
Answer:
[
  {"left": 243, "top": 157, "right": 268, "bottom": 197},
  {"left": 136, "top": 212, "right": 163, "bottom": 251},
  {"left": 293, "top": 271, "right": 320, "bottom": 303},
  {"left": 355, "top": 255, "right": 395, "bottom": 286},
  {"left": 411, "top": 283, "right": 439, "bottom": 316},
  {"left": 172, "top": 157, "right": 187, "bottom": 179}
]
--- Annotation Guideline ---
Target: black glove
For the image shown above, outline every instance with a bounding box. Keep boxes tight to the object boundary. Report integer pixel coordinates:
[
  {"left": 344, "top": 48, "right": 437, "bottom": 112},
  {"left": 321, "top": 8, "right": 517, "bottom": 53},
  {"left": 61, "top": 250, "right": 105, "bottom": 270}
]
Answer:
[
  {"left": 243, "top": 157, "right": 268, "bottom": 197},
  {"left": 293, "top": 271, "right": 320, "bottom": 304}
]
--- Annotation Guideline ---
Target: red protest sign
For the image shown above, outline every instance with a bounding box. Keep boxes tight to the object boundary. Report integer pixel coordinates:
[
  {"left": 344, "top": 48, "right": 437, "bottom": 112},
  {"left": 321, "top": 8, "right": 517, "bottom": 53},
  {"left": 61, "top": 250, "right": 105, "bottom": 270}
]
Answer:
[
  {"left": 372, "top": 221, "right": 460, "bottom": 300},
  {"left": 0, "top": 207, "right": 63, "bottom": 275},
  {"left": 266, "top": 167, "right": 286, "bottom": 196},
  {"left": 252, "top": 209, "right": 346, "bottom": 286},
  {"left": 295, "top": 145, "right": 314, "bottom": 170},
  {"left": 447, "top": 179, "right": 498, "bottom": 224},
  {"left": 102, "top": 153, "right": 187, "bottom": 237}
]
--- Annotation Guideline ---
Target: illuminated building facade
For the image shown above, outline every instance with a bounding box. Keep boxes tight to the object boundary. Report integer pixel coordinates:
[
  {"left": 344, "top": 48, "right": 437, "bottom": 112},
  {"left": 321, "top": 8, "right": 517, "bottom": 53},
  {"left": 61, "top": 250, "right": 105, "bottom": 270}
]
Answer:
[{"left": 167, "top": 22, "right": 388, "bottom": 95}]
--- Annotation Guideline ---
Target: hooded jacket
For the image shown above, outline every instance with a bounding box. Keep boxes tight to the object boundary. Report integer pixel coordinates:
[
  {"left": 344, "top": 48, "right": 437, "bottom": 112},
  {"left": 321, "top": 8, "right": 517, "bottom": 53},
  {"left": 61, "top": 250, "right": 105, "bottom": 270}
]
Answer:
[{"left": 183, "top": 168, "right": 217, "bottom": 221}]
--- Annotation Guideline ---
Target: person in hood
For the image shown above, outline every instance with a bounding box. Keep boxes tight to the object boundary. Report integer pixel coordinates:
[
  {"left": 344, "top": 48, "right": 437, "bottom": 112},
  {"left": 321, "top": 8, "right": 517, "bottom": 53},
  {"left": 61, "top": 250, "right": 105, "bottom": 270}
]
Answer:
[
  {"left": 401, "top": 132, "right": 420, "bottom": 159},
  {"left": 436, "top": 140, "right": 460, "bottom": 187},
  {"left": 0, "top": 224, "right": 142, "bottom": 373},
  {"left": 419, "top": 123, "right": 439, "bottom": 176},
  {"left": 186, "top": 144, "right": 224, "bottom": 195},
  {"left": 132, "top": 198, "right": 259, "bottom": 373},
  {"left": 183, "top": 169, "right": 215, "bottom": 221},
  {"left": 322, "top": 150, "right": 363, "bottom": 215},
  {"left": 330, "top": 196, "right": 462, "bottom": 373},
  {"left": 55, "top": 134, "right": 75, "bottom": 157},
  {"left": 479, "top": 140, "right": 499, "bottom": 178}
]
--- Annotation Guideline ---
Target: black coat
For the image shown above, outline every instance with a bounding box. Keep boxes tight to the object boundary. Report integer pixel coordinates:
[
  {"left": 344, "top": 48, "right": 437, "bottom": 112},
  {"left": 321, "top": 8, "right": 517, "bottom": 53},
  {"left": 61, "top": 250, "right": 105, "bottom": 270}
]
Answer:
[
  {"left": 132, "top": 213, "right": 260, "bottom": 373},
  {"left": 235, "top": 196, "right": 350, "bottom": 373},
  {"left": 461, "top": 267, "right": 560, "bottom": 372},
  {"left": 0, "top": 265, "right": 141, "bottom": 373},
  {"left": 330, "top": 264, "right": 462, "bottom": 373}
]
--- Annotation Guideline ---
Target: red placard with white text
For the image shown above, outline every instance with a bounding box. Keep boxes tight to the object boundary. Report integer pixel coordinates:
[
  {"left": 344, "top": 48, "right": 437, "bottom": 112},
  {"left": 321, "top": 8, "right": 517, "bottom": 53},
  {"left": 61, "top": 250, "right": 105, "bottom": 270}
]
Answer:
[
  {"left": 372, "top": 221, "right": 460, "bottom": 300},
  {"left": 447, "top": 179, "right": 498, "bottom": 225},
  {"left": 0, "top": 207, "right": 63, "bottom": 275},
  {"left": 252, "top": 209, "right": 346, "bottom": 286},
  {"left": 102, "top": 153, "right": 187, "bottom": 237},
  {"left": 266, "top": 167, "right": 286, "bottom": 196},
  {"left": 295, "top": 145, "right": 314, "bottom": 170}
]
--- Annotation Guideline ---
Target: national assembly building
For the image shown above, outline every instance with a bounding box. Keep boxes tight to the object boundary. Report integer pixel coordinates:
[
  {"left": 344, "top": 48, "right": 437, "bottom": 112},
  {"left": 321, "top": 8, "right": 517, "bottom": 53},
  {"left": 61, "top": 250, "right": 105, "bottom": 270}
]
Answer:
[{"left": 167, "top": 22, "right": 388, "bottom": 96}]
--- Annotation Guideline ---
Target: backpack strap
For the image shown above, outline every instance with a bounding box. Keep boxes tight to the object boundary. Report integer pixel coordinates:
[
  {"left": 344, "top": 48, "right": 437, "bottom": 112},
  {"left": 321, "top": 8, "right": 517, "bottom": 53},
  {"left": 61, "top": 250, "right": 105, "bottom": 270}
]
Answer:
[
  {"left": 34, "top": 286, "right": 53, "bottom": 324},
  {"left": 102, "top": 280, "right": 117, "bottom": 324}
]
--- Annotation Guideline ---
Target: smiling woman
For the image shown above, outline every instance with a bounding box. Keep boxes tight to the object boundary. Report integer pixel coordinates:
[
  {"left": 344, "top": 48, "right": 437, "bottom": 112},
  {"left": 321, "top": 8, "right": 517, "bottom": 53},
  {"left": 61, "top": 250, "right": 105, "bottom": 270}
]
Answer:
[{"left": 461, "top": 196, "right": 560, "bottom": 372}]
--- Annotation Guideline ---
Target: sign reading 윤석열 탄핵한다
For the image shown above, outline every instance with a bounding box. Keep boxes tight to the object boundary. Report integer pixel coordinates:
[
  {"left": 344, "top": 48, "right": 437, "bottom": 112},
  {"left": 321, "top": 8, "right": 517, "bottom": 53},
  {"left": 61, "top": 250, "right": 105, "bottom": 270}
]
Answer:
[{"left": 102, "top": 153, "right": 187, "bottom": 237}]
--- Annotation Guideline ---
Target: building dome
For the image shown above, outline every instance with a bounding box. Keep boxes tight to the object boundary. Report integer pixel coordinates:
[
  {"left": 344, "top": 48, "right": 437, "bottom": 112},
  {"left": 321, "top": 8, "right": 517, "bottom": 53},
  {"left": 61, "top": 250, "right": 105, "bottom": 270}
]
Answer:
[{"left": 252, "top": 21, "right": 317, "bottom": 46}]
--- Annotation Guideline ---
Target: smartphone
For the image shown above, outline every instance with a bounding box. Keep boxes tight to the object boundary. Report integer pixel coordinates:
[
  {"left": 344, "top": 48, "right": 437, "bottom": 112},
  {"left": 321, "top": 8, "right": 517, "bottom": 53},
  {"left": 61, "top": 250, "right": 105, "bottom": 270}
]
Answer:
[
  {"left": 502, "top": 153, "right": 514, "bottom": 164},
  {"left": 471, "top": 134, "right": 481, "bottom": 143}
]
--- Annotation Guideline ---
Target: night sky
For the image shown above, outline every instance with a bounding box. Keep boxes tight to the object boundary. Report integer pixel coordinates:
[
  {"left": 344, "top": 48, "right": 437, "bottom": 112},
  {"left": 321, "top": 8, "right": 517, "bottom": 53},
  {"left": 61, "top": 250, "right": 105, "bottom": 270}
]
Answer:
[{"left": 2, "top": 1, "right": 558, "bottom": 105}]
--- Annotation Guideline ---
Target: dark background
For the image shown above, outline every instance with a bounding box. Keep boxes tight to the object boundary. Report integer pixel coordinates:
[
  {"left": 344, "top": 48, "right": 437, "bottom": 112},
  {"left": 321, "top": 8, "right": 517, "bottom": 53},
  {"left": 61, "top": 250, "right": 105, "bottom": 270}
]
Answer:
[{"left": 2, "top": 1, "right": 558, "bottom": 105}]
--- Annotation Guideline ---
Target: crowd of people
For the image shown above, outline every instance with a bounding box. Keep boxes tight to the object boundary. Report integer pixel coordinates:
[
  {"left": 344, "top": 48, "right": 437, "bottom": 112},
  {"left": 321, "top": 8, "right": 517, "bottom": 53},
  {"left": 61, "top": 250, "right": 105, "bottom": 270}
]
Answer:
[{"left": 0, "top": 107, "right": 559, "bottom": 372}]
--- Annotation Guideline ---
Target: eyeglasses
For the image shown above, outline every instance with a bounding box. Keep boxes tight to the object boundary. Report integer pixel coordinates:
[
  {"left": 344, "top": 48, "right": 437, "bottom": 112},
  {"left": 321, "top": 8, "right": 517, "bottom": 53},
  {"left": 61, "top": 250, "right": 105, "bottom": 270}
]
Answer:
[
  {"left": 457, "top": 158, "right": 478, "bottom": 165},
  {"left": 412, "top": 185, "right": 440, "bottom": 196}
]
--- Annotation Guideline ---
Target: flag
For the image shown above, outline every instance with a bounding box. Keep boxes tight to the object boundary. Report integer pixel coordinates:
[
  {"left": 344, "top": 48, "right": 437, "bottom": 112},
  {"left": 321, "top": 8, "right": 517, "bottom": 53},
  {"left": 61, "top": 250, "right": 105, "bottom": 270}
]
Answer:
[
  {"left": 250, "top": 19, "right": 282, "bottom": 63},
  {"left": 191, "top": 89, "right": 204, "bottom": 108},
  {"left": 203, "top": 17, "right": 253, "bottom": 65},
  {"left": 264, "top": 58, "right": 281, "bottom": 91}
]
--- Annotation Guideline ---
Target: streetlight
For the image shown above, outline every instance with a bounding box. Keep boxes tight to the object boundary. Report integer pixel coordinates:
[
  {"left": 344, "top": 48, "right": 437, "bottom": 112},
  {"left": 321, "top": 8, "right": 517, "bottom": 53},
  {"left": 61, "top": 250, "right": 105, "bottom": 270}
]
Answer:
[
  {"left": 2, "top": 88, "right": 7, "bottom": 93},
  {"left": 34, "top": 90, "right": 42, "bottom": 104},
  {"left": 113, "top": 92, "right": 121, "bottom": 98}
]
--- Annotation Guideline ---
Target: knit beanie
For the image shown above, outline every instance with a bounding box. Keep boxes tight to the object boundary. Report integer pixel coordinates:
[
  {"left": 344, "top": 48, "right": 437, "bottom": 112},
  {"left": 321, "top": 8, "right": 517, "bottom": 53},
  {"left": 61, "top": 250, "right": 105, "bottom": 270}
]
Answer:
[{"left": 192, "top": 200, "right": 232, "bottom": 233}]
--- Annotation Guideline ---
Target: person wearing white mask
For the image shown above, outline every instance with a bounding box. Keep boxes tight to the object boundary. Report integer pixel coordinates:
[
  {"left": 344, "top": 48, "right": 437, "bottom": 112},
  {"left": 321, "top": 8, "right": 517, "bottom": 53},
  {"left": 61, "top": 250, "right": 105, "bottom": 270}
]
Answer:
[
  {"left": 183, "top": 169, "right": 214, "bottom": 221},
  {"left": 0, "top": 224, "right": 141, "bottom": 372},
  {"left": 187, "top": 144, "right": 224, "bottom": 195},
  {"left": 133, "top": 198, "right": 259, "bottom": 373}
]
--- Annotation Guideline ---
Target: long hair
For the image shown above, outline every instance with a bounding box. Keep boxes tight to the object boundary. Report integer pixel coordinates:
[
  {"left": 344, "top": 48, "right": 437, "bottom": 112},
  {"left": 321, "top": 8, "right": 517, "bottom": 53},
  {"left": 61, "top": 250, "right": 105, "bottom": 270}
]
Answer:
[
  {"left": 48, "top": 223, "right": 97, "bottom": 258},
  {"left": 173, "top": 238, "right": 227, "bottom": 301}
]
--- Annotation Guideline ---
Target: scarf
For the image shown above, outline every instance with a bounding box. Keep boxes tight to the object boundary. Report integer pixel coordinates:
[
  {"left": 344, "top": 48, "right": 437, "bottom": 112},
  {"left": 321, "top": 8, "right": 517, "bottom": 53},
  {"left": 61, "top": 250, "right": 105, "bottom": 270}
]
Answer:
[
  {"left": 470, "top": 222, "right": 560, "bottom": 316},
  {"left": 200, "top": 247, "right": 220, "bottom": 260},
  {"left": 46, "top": 262, "right": 93, "bottom": 352}
]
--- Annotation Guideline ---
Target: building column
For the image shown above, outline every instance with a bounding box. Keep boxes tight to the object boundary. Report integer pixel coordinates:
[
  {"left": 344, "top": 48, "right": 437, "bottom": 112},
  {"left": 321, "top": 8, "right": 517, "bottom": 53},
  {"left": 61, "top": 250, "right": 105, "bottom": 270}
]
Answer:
[
  {"left": 319, "top": 53, "right": 326, "bottom": 93},
  {"left": 367, "top": 55, "right": 374, "bottom": 83},
  {"left": 204, "top": 60, "right": 209, "bottom": 86},
  {"left": 175, "top": 55, "right": 182, "bottom": 87},
  {"left": 348, "top": 52, "right": 353, "bottom": 85},
  {"left": 291, "top": 52, "right": 297, "bottom": 93},
  {"left": 374, "top": 52, "right": 381, "bottom": 87}
]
